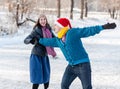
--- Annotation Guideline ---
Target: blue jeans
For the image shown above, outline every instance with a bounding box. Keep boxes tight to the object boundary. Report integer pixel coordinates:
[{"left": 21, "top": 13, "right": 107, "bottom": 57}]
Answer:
[{"left": 61, "top": 62, "right": 92, "bottom": 89}]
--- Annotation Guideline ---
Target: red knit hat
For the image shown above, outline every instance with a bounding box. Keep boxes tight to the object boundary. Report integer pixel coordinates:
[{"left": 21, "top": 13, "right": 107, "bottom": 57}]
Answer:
[{"left": 55, "top": 18, "right": 72, "bottom": 28}]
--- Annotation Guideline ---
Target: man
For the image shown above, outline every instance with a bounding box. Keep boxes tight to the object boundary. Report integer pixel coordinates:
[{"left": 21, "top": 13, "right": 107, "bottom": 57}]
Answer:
[{"left": 39, "top": 18, "right": 116, "bottom": 89}]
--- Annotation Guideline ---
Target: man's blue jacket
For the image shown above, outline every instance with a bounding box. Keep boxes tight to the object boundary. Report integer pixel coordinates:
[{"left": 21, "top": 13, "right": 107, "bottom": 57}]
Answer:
[{"left": 39, "top": 25, "right": 103, "bottom": 65}]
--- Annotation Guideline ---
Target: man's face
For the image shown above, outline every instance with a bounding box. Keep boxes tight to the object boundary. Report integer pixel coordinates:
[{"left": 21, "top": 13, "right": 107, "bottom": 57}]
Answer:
[{"left": 54, "top": 24, "right": 61, "bottom": 33}]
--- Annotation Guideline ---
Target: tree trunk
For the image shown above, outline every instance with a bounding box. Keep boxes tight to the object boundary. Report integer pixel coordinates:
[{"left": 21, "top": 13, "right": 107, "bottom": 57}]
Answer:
[
  {"left": 16, "top": 2, "right": 19, "bottom": 27},
  {"left": 70, "top": 0, "right": 74, "bottom": 19},
  {"left": 80, "top": 0, "right": 84, "bottom": 19},
  {"left": 112, "top": 8, "right": 115, "bottom": 19},
  {"left": 21, "top": 6, "right": 24, "bottom": 20},
  {"left": 57, "top": 0, "right": 61, "bottom": 18},
  {"left": 20, "top": 0, "right": 23, "bottom": 20},
  {"left": 8, "top": 3, "right": 12, "bottom": 12},
  {"left": 84, "top": 0, "right": 88, "bottom": 17},
  {"left": 108, "top": 8, "right": 116, "bottom": 19}
]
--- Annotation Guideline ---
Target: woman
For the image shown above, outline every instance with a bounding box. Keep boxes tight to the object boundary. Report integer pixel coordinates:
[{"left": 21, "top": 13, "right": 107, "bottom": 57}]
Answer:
[{"left": 24, "top": 14, "right": 56, "bottom": 89}]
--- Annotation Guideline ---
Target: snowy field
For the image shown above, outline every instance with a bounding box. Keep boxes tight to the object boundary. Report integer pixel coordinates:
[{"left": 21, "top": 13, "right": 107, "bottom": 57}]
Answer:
[{"left": 0, "top": 16, "right": 120, "bottom": 89}]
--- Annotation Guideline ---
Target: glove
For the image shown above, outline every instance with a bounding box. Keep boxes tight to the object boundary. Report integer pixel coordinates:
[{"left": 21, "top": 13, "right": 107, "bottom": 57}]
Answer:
[
  {"left": 30, "top": 37, "right": 38, "bottom": 44},
  {"left": 102, "top": 23, "right": 116, "bottom": 29}
]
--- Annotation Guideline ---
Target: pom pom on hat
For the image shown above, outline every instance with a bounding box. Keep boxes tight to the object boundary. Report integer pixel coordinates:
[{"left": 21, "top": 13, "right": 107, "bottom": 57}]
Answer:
[{"left": 55, "top": 18, "right": 72, "bottom": 28}]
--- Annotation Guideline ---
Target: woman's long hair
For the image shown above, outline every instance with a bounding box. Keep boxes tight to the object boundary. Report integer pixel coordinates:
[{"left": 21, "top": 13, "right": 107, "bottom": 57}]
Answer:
[{"left": 33, "top": 14, "right": 50, "bottom": 29}]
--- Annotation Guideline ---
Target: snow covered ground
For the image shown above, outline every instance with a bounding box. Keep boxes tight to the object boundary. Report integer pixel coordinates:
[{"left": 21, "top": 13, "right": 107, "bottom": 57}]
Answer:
[{"left": 0, "top": 16, "right": 120, "bottom": 89}]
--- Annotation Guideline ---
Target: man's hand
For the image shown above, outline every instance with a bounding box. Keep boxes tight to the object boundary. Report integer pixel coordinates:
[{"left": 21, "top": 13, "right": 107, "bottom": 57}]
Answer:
[{"left": 102, "top": 23, "right": 116, "bottom": 29}]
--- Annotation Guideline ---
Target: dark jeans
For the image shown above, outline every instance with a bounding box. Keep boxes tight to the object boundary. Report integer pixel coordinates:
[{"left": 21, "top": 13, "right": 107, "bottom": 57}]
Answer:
[{"left": 61, "top": 62, "right": 92, "bottom": 89}]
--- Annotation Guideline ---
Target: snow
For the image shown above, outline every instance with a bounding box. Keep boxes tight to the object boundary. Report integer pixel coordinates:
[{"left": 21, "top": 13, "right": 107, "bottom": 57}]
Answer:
[{"left": 0, "top": 14, "right": 120, "bottom": 89}]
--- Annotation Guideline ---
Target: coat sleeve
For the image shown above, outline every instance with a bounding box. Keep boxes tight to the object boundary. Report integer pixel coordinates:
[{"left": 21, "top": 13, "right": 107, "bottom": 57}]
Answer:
[
  {"left": 39, "top": 38, "right": 59, "bottom": 47},
  {"left": 24, "top": 30, "right": 37, "bottom": 44},
  {"left": 72, "top": 25, "right": 104, "bottom": 38}
]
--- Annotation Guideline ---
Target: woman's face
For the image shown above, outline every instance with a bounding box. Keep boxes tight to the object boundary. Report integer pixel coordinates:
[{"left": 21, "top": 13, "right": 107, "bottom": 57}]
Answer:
[
  {"left": 54, "top": 24, "right": 61, "bottom": 33},
  {"left": 39, "top": 16, "right": 47, "bottom": 27}
]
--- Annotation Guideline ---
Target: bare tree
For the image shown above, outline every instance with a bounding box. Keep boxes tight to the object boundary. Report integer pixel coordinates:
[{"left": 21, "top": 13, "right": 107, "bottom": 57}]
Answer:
[
  {"left": 80, "top": 0, "right": 84, "bottom": 19},
  {"left": 57, "top": 0, "right": 61, "bottom": 18},
  {"left": 7, "top": 0, "right": 36, "bottom": 27},
  {"left": 70, "top": 0, "right": 74, "bottom": 19},
  {"left": 100, "top": 0, "right": 120, "bottom": 19},
  {"left": 84, "top": 0, "right": 88, "bottom": 17},
  {"left": 20, "top": 0, "right": 28, "bottom": 20},
  {"left": 16, "top": 1, "right": 19, "bottom": 27}
]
